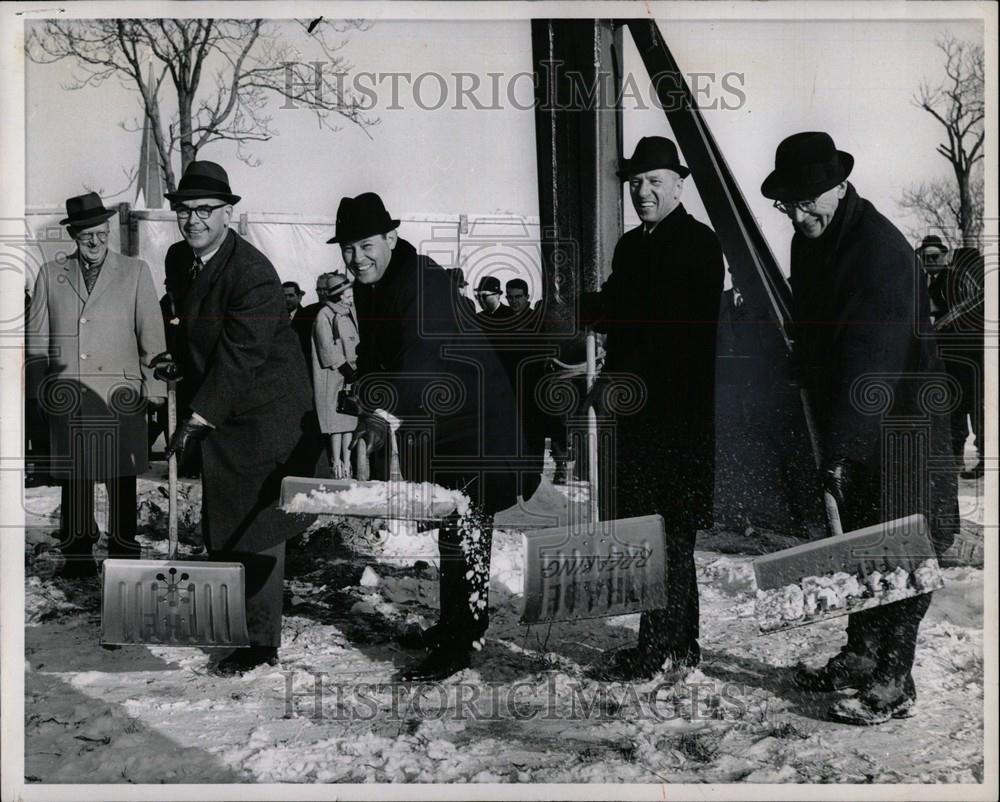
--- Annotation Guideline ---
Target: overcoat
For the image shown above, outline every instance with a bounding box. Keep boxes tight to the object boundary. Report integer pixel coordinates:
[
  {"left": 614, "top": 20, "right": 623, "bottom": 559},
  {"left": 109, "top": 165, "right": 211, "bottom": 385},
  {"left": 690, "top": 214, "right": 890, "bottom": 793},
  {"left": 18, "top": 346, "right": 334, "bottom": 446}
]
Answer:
[
  {"left": 165, "top": 230, "right": 312, "bottom": 552},
  {"left": 585, "top": 204, "right": 724, "bottom": 529},
  {"left": 26, "top": 250, "right": 166, "bottom": 480},
  {"left": 312, "top": 303, "right": 359, "bottom": 433},
  {"left": 791, "top": 184, "right": 958, "bottom": 552},
  {"left": 352, "top": 238, "right": 527, "bottom": 512}
]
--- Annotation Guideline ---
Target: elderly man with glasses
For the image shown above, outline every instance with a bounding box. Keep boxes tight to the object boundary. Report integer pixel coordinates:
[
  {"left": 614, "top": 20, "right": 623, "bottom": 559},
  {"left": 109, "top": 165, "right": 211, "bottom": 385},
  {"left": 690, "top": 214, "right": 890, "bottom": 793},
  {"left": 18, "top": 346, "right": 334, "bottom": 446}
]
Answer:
[
  {"left": 26, "top": 193, "right": 166, "bottom": 579},
  {"left": 152, "top": 161, "right": 312, "bottom": 675},
  {"left": 762, "top": 131, "right": 958, "bottom": 724}
]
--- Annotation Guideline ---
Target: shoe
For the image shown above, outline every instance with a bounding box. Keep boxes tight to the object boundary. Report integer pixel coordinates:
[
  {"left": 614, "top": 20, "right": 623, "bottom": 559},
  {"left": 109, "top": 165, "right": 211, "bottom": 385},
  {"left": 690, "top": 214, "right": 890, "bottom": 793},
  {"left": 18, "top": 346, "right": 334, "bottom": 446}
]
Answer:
[
  {"left": 397, "top": 647, "right": 470, "bottom": 682},
  {"left": 598, "top": 646, "right": 697, "bottom": 681},
  {"left": 794, "top": 650, "right": 877, "bottom": 692},
  {"left": 396, "top": 622, "right": 443, "bottom": 650},
  {"left": 212, "top": 647, "right": 279, "bottom": 676},
  {"left": 828, "top": 676, "right": 916, "bottom": 725}
]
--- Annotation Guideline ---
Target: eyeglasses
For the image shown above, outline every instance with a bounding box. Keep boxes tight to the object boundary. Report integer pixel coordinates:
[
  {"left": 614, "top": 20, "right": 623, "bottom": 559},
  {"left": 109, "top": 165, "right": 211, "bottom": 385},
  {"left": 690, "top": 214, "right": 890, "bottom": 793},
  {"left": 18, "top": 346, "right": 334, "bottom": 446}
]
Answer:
[
  {"left": 75, "top": 231, "right": 108, "bottom": 245},
  {"left": 773, "top": 198, "right": 819, "bottom": 216},
  {"left": 174, "top": 204, "right": 228, "bottom": 220}
]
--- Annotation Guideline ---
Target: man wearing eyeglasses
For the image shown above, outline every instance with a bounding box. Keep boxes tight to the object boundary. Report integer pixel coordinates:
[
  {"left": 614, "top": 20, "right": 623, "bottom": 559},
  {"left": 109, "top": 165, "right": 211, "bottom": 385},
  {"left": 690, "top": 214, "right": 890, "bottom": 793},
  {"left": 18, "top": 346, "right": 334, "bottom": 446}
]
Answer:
[
  {"left": 26, "top": 193, "right": 166, "bottom": 579},
  {"left": 762, "top": 132, "right": 958, "bottom": 724},
  {"left": 154, "top": 161, "right": 312, "bottom": 675}
]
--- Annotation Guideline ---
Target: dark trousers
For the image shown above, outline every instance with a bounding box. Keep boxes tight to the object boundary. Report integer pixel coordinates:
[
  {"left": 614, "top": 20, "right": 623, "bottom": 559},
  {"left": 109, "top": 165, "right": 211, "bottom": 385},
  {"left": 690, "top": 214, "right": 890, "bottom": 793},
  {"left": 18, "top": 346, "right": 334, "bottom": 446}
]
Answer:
[
  {"left": 843, "top": 592, "right": 933, "bottom": 683},
  {"left": 438, "top": 514, "right": 493, "bottom": 647},
  {"left": 637, "top": 528, "right": 700, "bottom": 664},
  {"left": 209, "top": 542, "right": 285, "bottom": 647},
  {"left": 59, "top": 476, "right": 138, "bottom": 562}
]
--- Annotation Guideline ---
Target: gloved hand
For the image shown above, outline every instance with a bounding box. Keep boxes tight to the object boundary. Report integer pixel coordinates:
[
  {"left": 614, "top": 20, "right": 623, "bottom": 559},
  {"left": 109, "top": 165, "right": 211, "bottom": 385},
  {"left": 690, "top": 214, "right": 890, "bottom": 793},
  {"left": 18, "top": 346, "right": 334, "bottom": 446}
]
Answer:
[
  {"left": 823, "top": 457, "right": 862, "bottom": 509},
  {"left": 351, "top": 412, "right": 390, "bottom": 457},
  {"left": 337, "top": 362, "right": 358, "bottom": 382},
  {"left": 150, "top": 352, "right": 184, "bottom": 383},
  {"left": 578, "top": 291, "right": 603, "bottom": 325},
  {"left": 165, "top": 416, "right": 212, "bottom": 460}
]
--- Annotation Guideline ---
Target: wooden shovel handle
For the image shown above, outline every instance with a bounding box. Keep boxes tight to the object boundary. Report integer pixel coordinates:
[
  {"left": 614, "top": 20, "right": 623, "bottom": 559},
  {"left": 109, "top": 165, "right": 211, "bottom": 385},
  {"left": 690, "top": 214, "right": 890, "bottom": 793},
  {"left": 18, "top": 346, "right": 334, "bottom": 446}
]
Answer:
[{"left": 167, "top": 381, "right": 178, "bottom": 560}]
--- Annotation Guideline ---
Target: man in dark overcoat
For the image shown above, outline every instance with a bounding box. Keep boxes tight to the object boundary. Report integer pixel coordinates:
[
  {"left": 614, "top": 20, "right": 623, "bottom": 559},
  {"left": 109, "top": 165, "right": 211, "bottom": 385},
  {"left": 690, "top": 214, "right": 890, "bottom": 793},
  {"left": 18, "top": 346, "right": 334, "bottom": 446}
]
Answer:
[
  {"left": 26, "top": 193, "right": 166, "bottom": 577},
  {"left": 331, "top": 193, "right": 536, "bottom": 681},
  {"left": 582, "top": 136, "right": 724, "bottom": 680},
  {"left": 762, "top": 131, "right": 959, "bottom": 724},
  {"left": 155, "top": 161, "right": 312, "bottom": 675}
]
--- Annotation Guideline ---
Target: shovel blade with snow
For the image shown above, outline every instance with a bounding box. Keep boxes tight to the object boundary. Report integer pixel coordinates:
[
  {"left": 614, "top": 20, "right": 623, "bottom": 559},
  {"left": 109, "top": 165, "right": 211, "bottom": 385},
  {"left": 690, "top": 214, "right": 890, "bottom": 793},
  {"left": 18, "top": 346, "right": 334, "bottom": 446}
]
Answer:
[
  {"left": 100, "top": 382, "right": 250, "bottom": 647},
  {"left": 752, "top": 513, "right": 945, "bottom": 634}
]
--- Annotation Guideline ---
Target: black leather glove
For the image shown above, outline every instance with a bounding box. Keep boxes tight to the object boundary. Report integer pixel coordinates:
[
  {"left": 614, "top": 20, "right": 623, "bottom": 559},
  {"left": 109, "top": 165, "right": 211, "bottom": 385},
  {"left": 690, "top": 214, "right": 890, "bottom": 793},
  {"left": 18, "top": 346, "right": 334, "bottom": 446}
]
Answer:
[
  {"left": 150, "top": 351, "right": 184, "bottom": 383},
  {"left": 579, "top": 291, "right": 603, "bottom": 325},
  {"left": 165, "top": 416, "right": 212, "bottom": 460},
  {"left": 351, "top": 412, "right": 389, "bottom": 457},
  {"left": 337, "top": 363, "right": 358, "bottom": 382},
  {"left": 823, "top": 457, "right": 862, "bottom": 509}
]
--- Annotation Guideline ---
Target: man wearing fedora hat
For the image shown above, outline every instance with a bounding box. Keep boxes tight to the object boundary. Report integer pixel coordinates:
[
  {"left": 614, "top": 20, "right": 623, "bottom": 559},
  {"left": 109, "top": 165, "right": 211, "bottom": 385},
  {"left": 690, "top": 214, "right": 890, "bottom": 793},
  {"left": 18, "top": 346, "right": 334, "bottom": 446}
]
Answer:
[
  {"left": 26, "top": 193, "right": 167, "bottom": 578},
  {"left": 582, "top": 135, "right": 724, "bottom": 681},
  {"left": 154, "top": 160, "right": 312, "bottom": 675},
  {"left": 762, "top": 131, "right": 958, "bottom": 724},
  {"left": 330, "top": 192, "right": 533, "bottom": 681},
  {"left": 473, "top": 275, "right": 514, "bottom": 323}
]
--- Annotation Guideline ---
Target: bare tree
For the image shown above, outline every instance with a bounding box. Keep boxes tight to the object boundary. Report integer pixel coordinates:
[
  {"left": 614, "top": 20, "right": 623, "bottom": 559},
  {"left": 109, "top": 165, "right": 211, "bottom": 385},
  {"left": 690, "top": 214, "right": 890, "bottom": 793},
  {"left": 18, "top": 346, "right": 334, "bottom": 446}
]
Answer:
[
  {"left": 27, "top": 19, "right": 378, "bottom": 192},
  {"left": 903, "top": 33, "right": 984, "bottom": 247},
  {"left": 898, "top": 171, "right": 984, "bottom": 247}
]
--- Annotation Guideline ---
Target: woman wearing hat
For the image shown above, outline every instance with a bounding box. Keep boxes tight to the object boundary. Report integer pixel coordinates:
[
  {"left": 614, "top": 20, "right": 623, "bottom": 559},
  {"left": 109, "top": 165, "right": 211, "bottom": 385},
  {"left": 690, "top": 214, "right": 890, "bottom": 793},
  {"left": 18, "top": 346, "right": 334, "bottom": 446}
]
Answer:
[{"left": 311, "top": 272, "right": 359, "bottom": 477}]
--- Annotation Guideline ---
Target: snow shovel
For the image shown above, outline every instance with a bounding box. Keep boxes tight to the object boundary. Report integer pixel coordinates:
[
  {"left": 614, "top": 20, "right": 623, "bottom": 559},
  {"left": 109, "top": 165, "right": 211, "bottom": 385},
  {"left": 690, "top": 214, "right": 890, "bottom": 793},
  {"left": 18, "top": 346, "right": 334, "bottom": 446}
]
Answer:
[
  {"left": 752, "top": 390, "right": 944, "bottom": 633},
  {"left": 100, "top": 382, "right": 250, "bottom": 646}
]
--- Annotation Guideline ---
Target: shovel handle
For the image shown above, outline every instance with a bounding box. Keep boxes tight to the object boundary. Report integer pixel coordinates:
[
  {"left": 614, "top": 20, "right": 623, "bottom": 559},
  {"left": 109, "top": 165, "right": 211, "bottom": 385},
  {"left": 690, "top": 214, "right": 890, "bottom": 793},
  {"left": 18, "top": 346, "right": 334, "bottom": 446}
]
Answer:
[
  {"left": 586, "top": 327, "right": 600, "bottom": 524},
  {"left": 167, "top": 381, "right": 178, "bottom": 560},
  {"left": 800, "top": 388, "right": 845, "bottom": 538}
]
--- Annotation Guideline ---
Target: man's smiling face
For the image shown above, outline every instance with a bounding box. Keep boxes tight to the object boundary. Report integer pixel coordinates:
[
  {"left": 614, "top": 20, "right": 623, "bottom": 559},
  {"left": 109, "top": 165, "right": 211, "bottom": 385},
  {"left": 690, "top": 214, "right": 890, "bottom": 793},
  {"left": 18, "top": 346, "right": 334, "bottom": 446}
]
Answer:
[
  {"left": 341, "top": 231, "right": 397, "bottom": 284},
  {"left": 629, "top": 168, "right": 684, "bottom": 226}
]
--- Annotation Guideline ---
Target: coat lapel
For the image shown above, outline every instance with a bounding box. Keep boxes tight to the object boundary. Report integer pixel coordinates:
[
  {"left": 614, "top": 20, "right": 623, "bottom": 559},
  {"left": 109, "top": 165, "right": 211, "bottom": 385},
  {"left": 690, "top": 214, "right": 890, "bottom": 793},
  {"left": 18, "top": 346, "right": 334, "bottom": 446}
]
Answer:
[
  {"left": 183, "top": 229, "right": 236, "bottom": 315},
  {"left": 61, "top": 254, "right": 88, "bottom": 306},
  {"left": 83, "top": 250, "right": 118, "bottom": 309}
]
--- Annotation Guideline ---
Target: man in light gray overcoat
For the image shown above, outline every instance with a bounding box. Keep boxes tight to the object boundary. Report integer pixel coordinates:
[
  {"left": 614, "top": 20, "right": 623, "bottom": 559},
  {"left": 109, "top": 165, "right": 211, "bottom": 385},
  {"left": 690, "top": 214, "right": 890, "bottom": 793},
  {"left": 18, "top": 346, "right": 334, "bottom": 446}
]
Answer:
[{"left": 27, "top": 193, "right": 166, "bottom": 578}]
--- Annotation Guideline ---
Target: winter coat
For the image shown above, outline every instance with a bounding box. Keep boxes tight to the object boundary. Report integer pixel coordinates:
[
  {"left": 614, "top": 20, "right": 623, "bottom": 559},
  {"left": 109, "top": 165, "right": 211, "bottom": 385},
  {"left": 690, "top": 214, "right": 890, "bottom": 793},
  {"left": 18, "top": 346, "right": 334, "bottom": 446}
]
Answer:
[
  {"left": 312, "top": 302, "right": 359, "bottom": 433},
  {"left": 584, "top": 203, "right": 724, "bottom": 529},
  {"left": 165, "top": 229, "right": 312, "bottom": 553},
  {"left": 352, "top": 238, "right": 526, "bottom": 512},
  {"left": 790, "top": 184, "right": 958, "bottom": 553},
  {"left": 26, "top": 250, "right": 166, "bottom": 480}
]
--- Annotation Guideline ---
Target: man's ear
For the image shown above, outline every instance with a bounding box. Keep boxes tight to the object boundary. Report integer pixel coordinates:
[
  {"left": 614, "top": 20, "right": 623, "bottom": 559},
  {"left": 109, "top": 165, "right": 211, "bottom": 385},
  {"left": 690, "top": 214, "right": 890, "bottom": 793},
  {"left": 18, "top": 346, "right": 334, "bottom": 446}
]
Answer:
[
  {"left": 835, "top": 181, "right": 848, "bottom": 199},
  {"left": 386, "top": 229, "right": 399, "bottom": 250}
]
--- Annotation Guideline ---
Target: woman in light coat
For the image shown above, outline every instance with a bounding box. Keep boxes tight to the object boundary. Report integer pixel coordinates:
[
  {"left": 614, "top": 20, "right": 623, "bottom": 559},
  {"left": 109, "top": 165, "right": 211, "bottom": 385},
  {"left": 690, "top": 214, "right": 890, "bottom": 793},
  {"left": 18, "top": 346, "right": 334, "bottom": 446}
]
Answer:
[{"left": 311, "top": 272, "right": 359, "bottom": 477}]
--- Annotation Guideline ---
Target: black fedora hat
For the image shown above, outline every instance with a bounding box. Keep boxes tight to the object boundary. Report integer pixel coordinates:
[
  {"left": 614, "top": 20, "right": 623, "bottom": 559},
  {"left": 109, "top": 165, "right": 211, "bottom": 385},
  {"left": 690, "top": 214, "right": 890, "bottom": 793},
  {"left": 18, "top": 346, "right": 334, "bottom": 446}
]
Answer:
[
  {"left": 327, "top": 193, "right": 400, "bottom": 244},
  {"left": 618, "top": 136, "right": 690, "bottom": 180},
  {"left": 474, "top": 275, "right": 501, "bottom": 294},
  {"left": 59, "top": 192, "right": 117, "bottom": 228},
  {"left": 761, "top": 132, "right": 854, "bottom": 201},
  {"left": 164, "top": 161, "right": 241, "bottom": 205},
  {"left": 916, "top": 234, "right": 949, "bottom": 254}
]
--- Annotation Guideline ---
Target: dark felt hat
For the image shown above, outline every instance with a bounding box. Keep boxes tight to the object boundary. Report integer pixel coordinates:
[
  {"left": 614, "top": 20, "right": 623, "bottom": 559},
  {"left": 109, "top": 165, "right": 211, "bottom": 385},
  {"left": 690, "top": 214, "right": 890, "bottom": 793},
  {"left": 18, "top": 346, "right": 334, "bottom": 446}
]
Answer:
[
  {"left": 916, "top": 234, "right": 949, "bottom": 254},
  {"left": 618, "top": 136, "right": 690, "bottom": 179},
  {"left": 474, "top": 275, "right": 501, "bottom": 294},
  {"left": 59, "top": 192, "right": 117, "bottom": 228},
  {"left": 164, "top": 161, "right": 241, "bottom": 205},
  {"left": 327, "top": 193, "right": 400, "bottom": 244},
  {"left": 761, "top": 132, "right": 854, "bottom": 201}
]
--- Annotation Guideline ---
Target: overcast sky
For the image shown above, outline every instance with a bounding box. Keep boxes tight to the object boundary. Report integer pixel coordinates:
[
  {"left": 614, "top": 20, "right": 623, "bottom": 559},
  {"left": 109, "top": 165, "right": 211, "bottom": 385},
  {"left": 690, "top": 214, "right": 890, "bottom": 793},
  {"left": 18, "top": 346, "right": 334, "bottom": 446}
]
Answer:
[{"left": 24, "top": 17, "right": 984, "bottom": 275}]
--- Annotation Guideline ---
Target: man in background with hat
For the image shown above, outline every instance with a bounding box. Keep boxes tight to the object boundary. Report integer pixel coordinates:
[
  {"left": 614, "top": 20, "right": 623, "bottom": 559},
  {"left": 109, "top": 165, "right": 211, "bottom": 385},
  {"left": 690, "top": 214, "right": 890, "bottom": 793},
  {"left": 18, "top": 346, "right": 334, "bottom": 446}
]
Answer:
[
  {"left": 26, "top": 193, "right": 166, "bottom": 578},
  {"left": 154, "top": 160, "right": 312, "bottom": 675},
  {"left": 762, "top": 131, "right": 958, "bottom": 724},
  {"left": 330, "top": 192, "right": 534, "bottom": 681},
  {"left": 581, "top": 135, "right": 724, "bottom": 681},
  {"left": 473, "top": 275, "right": 514, "bottom": 324}
]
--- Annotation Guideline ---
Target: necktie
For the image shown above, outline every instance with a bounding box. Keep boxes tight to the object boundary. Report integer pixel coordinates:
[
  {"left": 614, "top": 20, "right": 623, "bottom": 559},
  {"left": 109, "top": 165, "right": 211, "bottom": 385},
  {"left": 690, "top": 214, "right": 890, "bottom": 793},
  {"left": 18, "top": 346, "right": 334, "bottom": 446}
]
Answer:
[
  {"left": 81, "top": 262, "right": 101, "bottom": 294},
  {"left": 189, "top": 257, "right": 204, "bottom": 283}
]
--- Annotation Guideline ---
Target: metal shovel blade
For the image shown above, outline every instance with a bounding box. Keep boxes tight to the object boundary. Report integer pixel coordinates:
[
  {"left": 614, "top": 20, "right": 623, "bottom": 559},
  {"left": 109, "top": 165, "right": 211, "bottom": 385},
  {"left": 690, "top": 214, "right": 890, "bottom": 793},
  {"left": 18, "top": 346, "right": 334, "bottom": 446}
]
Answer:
[{"left": 101, "top": 558, "right": 250, "bottom": 646}]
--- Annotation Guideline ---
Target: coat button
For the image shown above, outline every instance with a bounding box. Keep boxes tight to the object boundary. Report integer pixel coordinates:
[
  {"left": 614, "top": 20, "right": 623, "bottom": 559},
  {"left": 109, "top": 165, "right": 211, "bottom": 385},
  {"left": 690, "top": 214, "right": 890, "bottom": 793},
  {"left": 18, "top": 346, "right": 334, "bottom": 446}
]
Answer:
[
  {"left": 80, "top": 317, "right": 88, "bottom": 324},
  {"left": 80, "top": 353, "right": 89, "bottom": 359}
]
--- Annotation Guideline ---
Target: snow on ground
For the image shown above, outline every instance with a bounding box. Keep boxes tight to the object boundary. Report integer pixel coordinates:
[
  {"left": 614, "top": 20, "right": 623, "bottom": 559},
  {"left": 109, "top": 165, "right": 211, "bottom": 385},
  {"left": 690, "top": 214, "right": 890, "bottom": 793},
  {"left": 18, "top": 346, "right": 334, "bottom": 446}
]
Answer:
[{"left": 22, "top": 472, "right": 986, "bottom": 784}]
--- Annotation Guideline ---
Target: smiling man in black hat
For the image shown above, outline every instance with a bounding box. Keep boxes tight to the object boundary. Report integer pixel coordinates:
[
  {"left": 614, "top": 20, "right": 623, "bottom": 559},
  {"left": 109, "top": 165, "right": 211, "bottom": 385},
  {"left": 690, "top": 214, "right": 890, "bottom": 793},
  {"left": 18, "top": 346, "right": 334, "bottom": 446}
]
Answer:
[
  {"left": 762, "top": 131, "right": 958, "bottom": 724},
  {"left": 581, "top": 135, "right": 724, "bottom": 681},
  {"left": 26, "top": 193, "right": 166, "bottom": 578},
  {"left": 153, "top": 160, "right": 312, "bottom": 675},
  {"left": 331, "top": 192, "right": 533, "bottom": 681}
]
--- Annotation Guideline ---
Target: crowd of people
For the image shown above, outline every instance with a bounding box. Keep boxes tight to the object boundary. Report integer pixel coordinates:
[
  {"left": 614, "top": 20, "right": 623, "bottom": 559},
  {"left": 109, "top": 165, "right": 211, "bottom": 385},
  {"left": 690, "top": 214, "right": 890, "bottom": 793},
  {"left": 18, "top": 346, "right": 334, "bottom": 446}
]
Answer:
[{"left": 23, "top": 130, "right": 982, "bottom": 723}]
